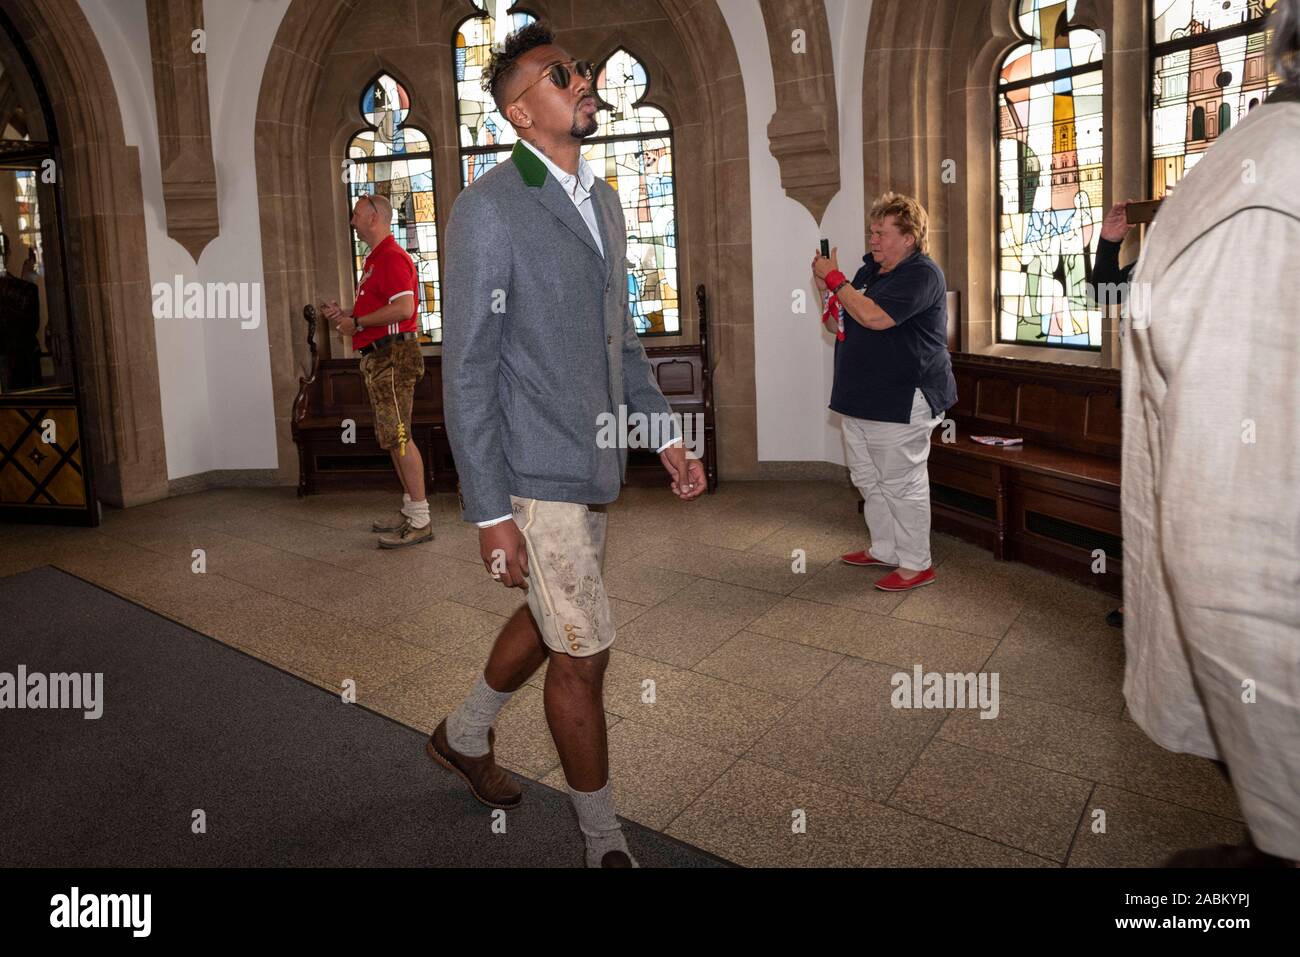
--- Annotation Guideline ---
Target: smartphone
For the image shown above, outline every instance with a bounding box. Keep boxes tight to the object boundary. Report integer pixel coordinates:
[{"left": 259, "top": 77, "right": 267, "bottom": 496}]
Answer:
[
  {"left": 820, "top": 239, "right": 830, "bottom": 258},
  {"left": 1125, "top": 199, "right": 1163, "bottom": 225}
]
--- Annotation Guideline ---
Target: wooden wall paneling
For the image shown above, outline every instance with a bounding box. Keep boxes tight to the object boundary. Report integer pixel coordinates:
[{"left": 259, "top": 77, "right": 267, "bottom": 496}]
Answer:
[
  {"left": 974, "top": 376, "right": 1016, "bottom": 424},
  {"left": 1084, "top": 390, "right": 1122, "bottom": 447},
  {"left": 1013, "top": 381, "right": 1058, "bottom": 432}
]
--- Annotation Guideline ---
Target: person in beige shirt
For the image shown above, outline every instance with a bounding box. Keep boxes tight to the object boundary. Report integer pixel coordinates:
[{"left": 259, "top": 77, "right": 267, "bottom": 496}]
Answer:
[{"left": 1121, "top": 1, "right": 1300, "bottom": 866}]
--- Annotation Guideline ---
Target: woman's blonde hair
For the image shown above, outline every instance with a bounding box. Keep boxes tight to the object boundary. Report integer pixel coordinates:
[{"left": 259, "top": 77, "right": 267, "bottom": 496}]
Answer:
[{"left": 869, "top": 191, "right": 929, "bottom": 255}]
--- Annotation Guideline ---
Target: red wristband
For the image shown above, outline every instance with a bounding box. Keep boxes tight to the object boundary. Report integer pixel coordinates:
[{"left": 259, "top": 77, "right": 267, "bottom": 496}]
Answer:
[{"left": 824, "top": 269, "right": 847, "bottom": 291}]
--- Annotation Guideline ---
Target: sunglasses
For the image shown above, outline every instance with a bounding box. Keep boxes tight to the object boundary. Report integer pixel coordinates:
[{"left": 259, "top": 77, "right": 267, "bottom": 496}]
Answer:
[{"left": 511, "top": 59, "right": 595, "bottom": 103}]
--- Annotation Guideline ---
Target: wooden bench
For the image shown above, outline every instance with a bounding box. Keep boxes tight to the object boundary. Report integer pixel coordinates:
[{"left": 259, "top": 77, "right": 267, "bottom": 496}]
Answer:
[
  {"left": 290, "top": 306, "right": 452, "bottom": 496},
  {"left": 926, "top": 353, "right": 1122, "bottom": 595},
  {"left": 622, "top": 285, "right": 718, "bottom": 491},
  {"left": 291, "top": 285, "right": 719, "bottom": 496}
]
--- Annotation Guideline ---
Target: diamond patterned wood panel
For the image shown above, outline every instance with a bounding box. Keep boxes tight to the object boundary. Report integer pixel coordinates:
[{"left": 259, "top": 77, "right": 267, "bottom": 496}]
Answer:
[{"left": 0, "top": 406, "right": 86, "bottom": 507}]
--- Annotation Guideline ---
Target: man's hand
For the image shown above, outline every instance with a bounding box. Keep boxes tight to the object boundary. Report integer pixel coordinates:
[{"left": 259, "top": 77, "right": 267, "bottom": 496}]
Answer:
[
  {"left": 322, "top": 300, "right": 359, "bottom": 336},
  {"left": 1100, "top": 201, "right": 1134, "bottom": 243},
  {"left": 659, "top": 443, "right": 706, "bottom": 501},
  {"left": 811, "top": 246, "right": 840, "bottom": 292},
  {"left": 480, "top": 521, "right": 530, "bottom": 589}
]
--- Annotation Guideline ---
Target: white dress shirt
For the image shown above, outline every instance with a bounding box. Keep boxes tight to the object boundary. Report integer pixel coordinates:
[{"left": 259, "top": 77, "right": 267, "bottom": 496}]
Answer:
[{"left": 476, "top": 139, "right": 680, "bottom": 529}]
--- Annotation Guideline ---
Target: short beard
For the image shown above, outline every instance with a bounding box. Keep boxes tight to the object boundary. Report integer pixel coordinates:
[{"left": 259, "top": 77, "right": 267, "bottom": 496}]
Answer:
[{"left": 569, "top": 111, "right": 599, "bottom": 140}]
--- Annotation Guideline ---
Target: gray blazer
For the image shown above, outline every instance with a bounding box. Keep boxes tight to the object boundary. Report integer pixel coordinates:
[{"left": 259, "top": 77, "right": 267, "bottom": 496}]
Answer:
[{"left": 442, "top": 140, "right": 677, "bottom": 524}]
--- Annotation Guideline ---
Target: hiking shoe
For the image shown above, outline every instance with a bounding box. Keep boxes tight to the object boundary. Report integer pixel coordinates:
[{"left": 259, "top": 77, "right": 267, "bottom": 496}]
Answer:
[
  {"left": 372, "top": 511, "right": 408, "bottom": 533},
  {"left": 377, "top": 519, "right": 433, "bottom": 549}
]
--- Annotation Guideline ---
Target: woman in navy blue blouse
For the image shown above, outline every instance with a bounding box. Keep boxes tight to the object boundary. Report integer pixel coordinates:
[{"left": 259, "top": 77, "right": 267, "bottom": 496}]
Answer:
[{"left": 812, "top": 192, "right": 957, "bottom": 592}]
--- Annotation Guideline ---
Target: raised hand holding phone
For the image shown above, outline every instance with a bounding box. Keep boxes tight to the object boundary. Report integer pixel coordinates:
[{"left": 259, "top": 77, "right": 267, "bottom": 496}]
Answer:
[{"left": 812, "top": 242, "right": 847, "bottom": 341}]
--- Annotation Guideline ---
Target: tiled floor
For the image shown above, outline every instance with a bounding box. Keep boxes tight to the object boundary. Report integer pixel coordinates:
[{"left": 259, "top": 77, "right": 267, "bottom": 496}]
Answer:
[{"left": 0, "top": 481, "right": 1246, "bottom": 866}]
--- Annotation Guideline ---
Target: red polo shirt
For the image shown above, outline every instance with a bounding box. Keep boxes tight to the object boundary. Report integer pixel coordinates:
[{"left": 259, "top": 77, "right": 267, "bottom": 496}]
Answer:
[{"left": 353, "top": 234, "right": 419, "bottom": 349}]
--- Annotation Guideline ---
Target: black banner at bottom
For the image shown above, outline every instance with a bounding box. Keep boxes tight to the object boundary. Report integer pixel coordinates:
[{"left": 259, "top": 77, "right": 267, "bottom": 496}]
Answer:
[{"left": 1, "top": 866, "right": 1292, "bottom": 942}]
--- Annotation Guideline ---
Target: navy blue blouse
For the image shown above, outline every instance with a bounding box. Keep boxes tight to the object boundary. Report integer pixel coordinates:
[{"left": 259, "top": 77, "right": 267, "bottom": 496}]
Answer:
[{"left": 829, "top": 250, "right": 957, "bottom": 424}]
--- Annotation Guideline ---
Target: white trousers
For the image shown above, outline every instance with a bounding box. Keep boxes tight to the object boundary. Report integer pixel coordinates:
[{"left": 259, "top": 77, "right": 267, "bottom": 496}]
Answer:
[{"left": 841, "top": 389, "right": 944, "bottom": 571}]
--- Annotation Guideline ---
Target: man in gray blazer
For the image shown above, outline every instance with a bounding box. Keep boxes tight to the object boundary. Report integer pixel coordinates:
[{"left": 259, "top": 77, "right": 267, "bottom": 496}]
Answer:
[{"left": 430, "top": 21, "right": 706, "bottom": 868}]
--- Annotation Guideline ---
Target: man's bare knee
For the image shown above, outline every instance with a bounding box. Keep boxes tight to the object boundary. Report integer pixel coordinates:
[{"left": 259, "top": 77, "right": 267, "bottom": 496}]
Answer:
[{"left": 547, "top": 648, "right": 608, "bottom": 689}]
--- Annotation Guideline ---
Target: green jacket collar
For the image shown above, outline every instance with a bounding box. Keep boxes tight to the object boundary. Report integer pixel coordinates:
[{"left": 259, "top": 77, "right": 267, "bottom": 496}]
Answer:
[{"left": 511, "top": 140, "right": 548, "bottom": 188}]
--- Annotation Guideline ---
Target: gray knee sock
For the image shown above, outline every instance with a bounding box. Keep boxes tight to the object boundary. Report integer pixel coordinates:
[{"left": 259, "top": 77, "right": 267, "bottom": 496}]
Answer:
[
  {"left": 567, "top": 780, "right": 638, "bottom": 868},
  {"left": 445, "top": 673, "right": 512, "bottom": 757}
]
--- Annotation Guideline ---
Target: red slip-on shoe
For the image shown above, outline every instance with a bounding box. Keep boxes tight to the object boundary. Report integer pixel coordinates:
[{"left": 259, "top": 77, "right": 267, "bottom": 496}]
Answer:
[
  {"left": 874, "top": 568, "right": 936, "bottom": 591},
  {"left": 841, "top": 550, "right": 897, "bottom": 567}
]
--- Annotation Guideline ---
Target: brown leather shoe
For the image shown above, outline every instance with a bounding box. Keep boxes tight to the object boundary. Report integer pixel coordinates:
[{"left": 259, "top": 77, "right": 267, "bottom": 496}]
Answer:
[
  {"left": 378, "top": 518, "right": 434, "bottom": 549},
  {"left": 427, "top": 719, "right": 522, "bottom": 810},
  {"left": 600, "top": 850, "right": 635, "bottom": 868}
]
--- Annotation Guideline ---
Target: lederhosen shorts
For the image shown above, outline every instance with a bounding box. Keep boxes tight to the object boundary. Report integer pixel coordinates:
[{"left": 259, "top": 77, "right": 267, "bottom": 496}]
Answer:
[
  {"left": 359, "top": 337, "right": 424, "bottom": 451},
  {"left": 509, "top": 495, "right": 614, "bottom": 658}
]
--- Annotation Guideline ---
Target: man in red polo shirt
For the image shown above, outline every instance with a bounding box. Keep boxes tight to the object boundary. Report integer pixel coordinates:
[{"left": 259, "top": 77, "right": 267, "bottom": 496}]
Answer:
[{"left": 322, "top": 192, "right": 432, "bottom": 548}]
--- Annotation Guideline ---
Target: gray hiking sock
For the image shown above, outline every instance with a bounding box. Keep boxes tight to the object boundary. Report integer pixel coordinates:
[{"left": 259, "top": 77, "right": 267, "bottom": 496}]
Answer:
[
  {"left": 567, "top": 779, "right": 638, "bottom": 867},
  {"left": 445, "top": 673, "right": 511, "bottom": 757}
]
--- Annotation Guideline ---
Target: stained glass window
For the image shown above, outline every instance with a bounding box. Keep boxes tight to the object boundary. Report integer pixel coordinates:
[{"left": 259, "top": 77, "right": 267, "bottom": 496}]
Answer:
[
  {"left": 13, "top": 169, "right": 41, "bottom": 266},
  {"left": 1151, "top": 0, "right": 1278, "bottom": 198},
  {"left": 997, "top": 0, "right": 1104, "bottom": 349},
  {"left": 583, "top": 49, "right": 678, "bottom": 336},
  {"left": 456, "top": 0, "right": 537, "bottom": 187},
  {"left": 347, "top": 74, "right": 441, "bottom": 341}
]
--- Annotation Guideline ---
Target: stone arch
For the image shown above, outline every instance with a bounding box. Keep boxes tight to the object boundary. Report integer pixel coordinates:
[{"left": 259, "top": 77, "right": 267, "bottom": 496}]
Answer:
[
  {"left": 863, "top": 0, "right": 1147, "bottom": 368},
  {"left": 257, "top": 0, "right": 757, "bottom": 482},
  {"left": 0, "top": 0, "right": 168, "bottom": 507}
]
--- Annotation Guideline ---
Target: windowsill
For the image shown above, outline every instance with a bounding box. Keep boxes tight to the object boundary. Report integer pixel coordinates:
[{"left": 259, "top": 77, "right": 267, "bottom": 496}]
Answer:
[{"left": 974, "top": 342, "right": 1106, "bottom": 367}]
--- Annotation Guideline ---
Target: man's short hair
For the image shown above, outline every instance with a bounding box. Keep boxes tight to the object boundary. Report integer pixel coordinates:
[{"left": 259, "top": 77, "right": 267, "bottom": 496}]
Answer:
[
  {"left": 362, "top": 192, "right": 392, "bottom": 223},
  {"left": 484, "top": 20, "right": 555, "bottom": 114}
]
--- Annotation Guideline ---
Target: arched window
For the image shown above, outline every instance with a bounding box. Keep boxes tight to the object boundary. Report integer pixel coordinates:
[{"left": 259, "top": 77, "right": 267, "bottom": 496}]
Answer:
[
  {"left": 583, "top": 49, "right": 679, "bottom": 336},
  {"left": 1151, "top": 0, "right": 1279, "bottom": 198},
  {"left": 346, "top": 74, "right": 441, "bottom": 341},
  {"left": 997, "top": 0, "right": 1104, "bottom": 349},
  {"left": 455, "top": 0, "right": 536, "bottom": 186}
]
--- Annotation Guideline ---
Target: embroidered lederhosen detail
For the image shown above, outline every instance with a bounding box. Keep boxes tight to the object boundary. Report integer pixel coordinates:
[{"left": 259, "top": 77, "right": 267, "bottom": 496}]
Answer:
[
  {"left": 509, "top": 497, "right": 611, "bottom": 657},
  {"left": 544, "top": 550, "right": 603, "bottom": 653}
]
